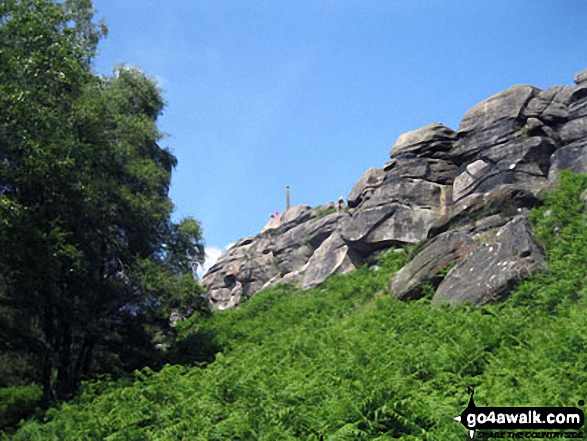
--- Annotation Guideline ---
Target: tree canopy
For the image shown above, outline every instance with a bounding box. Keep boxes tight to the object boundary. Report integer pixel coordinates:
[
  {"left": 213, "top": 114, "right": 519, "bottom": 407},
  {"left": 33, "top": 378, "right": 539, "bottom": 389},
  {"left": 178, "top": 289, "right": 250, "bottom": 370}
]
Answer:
[{"left": 0, "top": 0, "right": 206, "bottom": 406}]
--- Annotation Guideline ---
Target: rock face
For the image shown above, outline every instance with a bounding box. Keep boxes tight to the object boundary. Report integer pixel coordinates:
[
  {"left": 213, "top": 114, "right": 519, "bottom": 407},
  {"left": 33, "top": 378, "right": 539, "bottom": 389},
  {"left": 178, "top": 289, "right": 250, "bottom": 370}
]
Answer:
[
  {"left": 432, "top": 217, "right": 546, "bottom": 306},
  {"left": 390, "top": 231, "right": 476, "bottom": 301},
  {"left": 202, "top": 68, "right": 587, "bottom": 310}
]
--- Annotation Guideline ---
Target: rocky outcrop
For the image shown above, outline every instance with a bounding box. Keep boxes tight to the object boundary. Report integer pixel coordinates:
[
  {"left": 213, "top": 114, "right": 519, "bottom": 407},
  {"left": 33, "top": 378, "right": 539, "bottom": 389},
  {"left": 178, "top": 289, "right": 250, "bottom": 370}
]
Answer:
[
  {"left": 390, "top": 231, "right": 476, "bottom": 301},
  {"left": 390, "top": 123, "right": 456, "bottom": 160},
  {"left": 449, "top": 85, "right": 539, "bottom": 162},
  {"left": 347, "top": 167, "right": 385, "bottom": 208},
  {"left": 202, "top": 68, "right": 587, "bottom": 310},
  {"left": 432, "top": 217, "right": 546, "bottom": 306}
]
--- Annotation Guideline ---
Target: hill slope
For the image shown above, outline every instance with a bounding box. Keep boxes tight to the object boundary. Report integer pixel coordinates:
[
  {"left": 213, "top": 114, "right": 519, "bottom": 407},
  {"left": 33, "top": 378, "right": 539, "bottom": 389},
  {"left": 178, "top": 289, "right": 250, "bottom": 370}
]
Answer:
[{"left": 7, "top": 172, "right": 587, "bottom": 440}]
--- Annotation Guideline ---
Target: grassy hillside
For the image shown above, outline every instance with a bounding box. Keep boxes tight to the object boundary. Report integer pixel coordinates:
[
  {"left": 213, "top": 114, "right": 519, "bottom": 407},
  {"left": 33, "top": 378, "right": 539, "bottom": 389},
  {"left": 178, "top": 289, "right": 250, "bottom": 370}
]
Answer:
[{"left": 6, "top": 172, "right": 587, "bottom": 440}]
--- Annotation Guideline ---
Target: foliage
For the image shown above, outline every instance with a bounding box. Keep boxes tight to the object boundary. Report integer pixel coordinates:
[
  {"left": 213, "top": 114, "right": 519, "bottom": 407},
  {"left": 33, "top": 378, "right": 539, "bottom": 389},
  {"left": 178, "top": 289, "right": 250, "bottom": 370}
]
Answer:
[
  {"left": 9, "top": 173, "right": 587, "bottom": 440},
  {"left": 312, "top": 205, "right": 337, "bottom": 221},
  {"left": 0, "top": 385, "right": 43, "bottom": 431},
  {"left": 0, "top": 0, "right": 206, "bottom": 408},
  {"left": 511, "top": 171, "right": 587, "bottom": 312},
  {"left": 2, "top": 3, "right": 585, "bottom": 434}
]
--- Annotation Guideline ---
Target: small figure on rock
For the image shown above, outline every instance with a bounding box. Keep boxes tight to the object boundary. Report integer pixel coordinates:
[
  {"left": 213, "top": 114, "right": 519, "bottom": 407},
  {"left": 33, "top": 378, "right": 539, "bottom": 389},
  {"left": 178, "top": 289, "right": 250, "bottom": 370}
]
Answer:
[{"left": 337, "top": 196, "right": 345, "bottom": 212}]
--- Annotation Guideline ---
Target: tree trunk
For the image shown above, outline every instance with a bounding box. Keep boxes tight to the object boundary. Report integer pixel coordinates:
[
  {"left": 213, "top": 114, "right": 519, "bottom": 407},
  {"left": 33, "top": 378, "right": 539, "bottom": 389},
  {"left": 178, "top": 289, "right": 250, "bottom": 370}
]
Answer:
[
  {"left": 41, "top": 352, "right": 54, "bottom": 408},
  {"left": 55, "top": 320, "right": 74, "bottom": 401}
]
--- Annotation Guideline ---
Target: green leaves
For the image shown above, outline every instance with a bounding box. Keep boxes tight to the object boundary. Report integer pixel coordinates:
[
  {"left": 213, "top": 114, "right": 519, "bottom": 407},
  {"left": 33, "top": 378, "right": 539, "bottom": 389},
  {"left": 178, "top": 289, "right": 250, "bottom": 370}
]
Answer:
[
  {"left": 10, "top": 172, "right": 587, "bottom": 439},
  {"left": 513, "top": 171, "right": 587, "bottom": 312},
  {"left": 0, "top": 0, "right": 206, "bottom": 408}
]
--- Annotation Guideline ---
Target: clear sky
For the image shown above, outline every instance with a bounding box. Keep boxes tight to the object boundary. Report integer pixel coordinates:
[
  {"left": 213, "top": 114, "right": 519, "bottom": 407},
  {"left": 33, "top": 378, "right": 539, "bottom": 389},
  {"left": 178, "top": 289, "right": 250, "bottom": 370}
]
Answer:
[{"left": 91, "top": 0, "right": 587, "bottom": 274}]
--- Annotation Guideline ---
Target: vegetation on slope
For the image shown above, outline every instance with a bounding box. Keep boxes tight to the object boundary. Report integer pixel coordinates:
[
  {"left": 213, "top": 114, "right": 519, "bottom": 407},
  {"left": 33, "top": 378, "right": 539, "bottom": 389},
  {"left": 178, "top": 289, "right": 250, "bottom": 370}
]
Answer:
[
  {"left": 6, "top": 172, "right": 587, "bottom": 440},
  {"left": 0, "top": 0, "right": 208, "bottom": 424}
]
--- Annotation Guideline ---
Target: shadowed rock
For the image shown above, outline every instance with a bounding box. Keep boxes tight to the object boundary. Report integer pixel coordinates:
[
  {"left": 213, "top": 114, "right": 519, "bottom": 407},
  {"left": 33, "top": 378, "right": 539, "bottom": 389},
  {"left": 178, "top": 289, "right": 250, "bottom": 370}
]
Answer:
[
  {"left": 432, "top": 217, "right": 546, "bottom": 306},
  {"left": 450, "top": 85, "right": 539, "bottom": 162},
  {"left": 429, "top": 185, "right": 542, "bottom": 237},
  {"left": 549, "top": 142, "right": 587, "bottom": 180},
  {"left": 390, "top": 231, "right": 476, "bottom": 301},
  {"left": 560, "top": 117, "right": 587, "bottom": 145},
  {"left": 523, "top": 86, "right": 573, "bottom": 124},
  {"left": 384, "top": 157, "right": 457, "bottom": 185},
  {"left": 347, "top": 167, "right": 385, "bottom": 208},
  {"left": 341, "top": 204, "right": 439, "bottom": 252},
  {"left": 301, "top": 233, "right": 360, "bottom": 290},
  {"left": 452, "top": 136, "right": 555, "bottom": 201}
]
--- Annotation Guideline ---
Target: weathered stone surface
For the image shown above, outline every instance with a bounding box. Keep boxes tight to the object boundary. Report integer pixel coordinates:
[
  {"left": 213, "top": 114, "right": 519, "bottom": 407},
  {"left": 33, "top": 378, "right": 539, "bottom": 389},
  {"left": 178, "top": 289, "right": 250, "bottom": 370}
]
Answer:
[
  {"left": 432, "top": 217, "right": 546, "bottom": 306},
  {"left": 523, "top": 86, "right": 573, "bottom": 123},
  {"left": 341, "top": 204, "right": 438, "bottom": 252},
  {"left": 273, "top": 211, "right": 346, "bottom": 274},
  {"left": 549, "top": 142, "right": 587, "bottom": 180},
  {"left": 203, "top": 206, "right": 347, "bottom": 309},
  {"left": 559, "top": 117, "right": 587, "bottom": 145},
  {"left": 301, "top": 233, "right": 359, "bottom": 290},
  {"left": 340, "top": 205, "right": 393, "bottom": 244},
  {"left": 383, "top": 157, "right": 457, "bottom": 185},
  {"left": 347, "top": 167, "right": 385, "bottom": 208},
  {"left": 574, "top": 68, "right": 587, "bottom": 85},
  {"left": 569, "top": 95, "right": 587, "bottom": 120},
  {"left": 261, "top": 204, "right": 314, "bottom": 234},
  {"left": 452, "top": 136, "right": 555, "bottom": 201},
  {"left": 202, "top": 68, "right": 585, "bottom": 310},
  {"left": 390, "top": 231, "right": 476, "bottom": 301},
  {"left": 521, "top": 117, "right": 560, "bottom": 141},
  {"left": 361, "top": 178, "right": 443, "bottom": 210},
  {"left": 568, "top": 75, "right": 587, "bottom": 118},
  {"left": 390, "top": 123, "right": 456, "bottom": 159},
  {"left": 430, "top": 185, "right": 542, "bottom": 237},
  {"left": 292, "top": 210, "right": 343, "bottom": 248},
  {"left": 450, "top": 85, "right": 539, "bottom": 162},
  {"left": 453, "top": 159, "right": 491, "bottom": 201},
  {"left": 272, "top": 245, "right": 312, "bottom": 276}
]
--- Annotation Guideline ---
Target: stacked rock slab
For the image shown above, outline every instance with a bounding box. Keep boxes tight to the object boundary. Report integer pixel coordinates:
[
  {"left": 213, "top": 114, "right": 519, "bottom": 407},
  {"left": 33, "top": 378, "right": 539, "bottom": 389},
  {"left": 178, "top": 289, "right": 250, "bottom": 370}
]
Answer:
[{"left": 202, "top": 68, "right": 587, "bottom": 310}]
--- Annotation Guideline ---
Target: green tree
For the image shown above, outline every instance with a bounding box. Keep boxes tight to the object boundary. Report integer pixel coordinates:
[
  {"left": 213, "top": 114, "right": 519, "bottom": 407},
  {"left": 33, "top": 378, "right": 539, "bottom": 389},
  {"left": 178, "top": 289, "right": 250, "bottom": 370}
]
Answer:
[{"left": 0, "top": 0, "right": 206, "bottom": 405}]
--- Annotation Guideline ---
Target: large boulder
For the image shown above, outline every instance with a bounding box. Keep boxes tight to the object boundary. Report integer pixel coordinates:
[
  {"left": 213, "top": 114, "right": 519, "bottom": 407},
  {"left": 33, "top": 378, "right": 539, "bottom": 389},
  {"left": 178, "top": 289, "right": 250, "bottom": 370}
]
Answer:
[
  {"left": 341, "top": 204, "right": 439, "bottom": 252},
  {"left": 549, "top": 142, "right": 587, "bottom": 180},
  {"left": 390, "top": 230, "right": 476, "bottom": 301},
  {"left": 522, "top": 86, "right": 573, "bottom": 124},
  {"left": 383, "top": 156, "right": 457, "bottom": 185},
  {"left": 450, "top": 85, "right": 539, "bottom": 162},
  {"left": 432, "top": 217, "right": 546, "bottom": 306},
  {"left": 361, "top": 178, "right": 443, "bottom": 210},
  {"left": 347, "top": 167, "right": 385, "bottom": 208},
  {"left": 568, "top": 85, "right": 587, "bottom": 120},
  {"left": 429, "top": 185, "right": 542, "bottom": 237},
  {"left": 574, "top": 68, "right": 587, "bottom": 85},
  {"left": 390, "top": 123, "right": 456, "bottom": 159},
  {"left": 341, "top": 176, "right": 445, "bottom": 253},
  {"left": 451, "top": 136, "right": 555, "bottom": 201},
  {"left": 559, "top": 117, "right": 587, "bottom": 145},
  {"left": 301, "top": 233, "right": 360, "bottom": 290}
]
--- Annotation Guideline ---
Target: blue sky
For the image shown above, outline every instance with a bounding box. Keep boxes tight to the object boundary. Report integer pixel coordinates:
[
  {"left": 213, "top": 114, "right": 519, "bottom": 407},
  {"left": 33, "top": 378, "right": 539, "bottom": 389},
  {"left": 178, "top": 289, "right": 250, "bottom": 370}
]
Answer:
[{"left": 91, "top": 0, "right": 587, "bottom": 273}]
